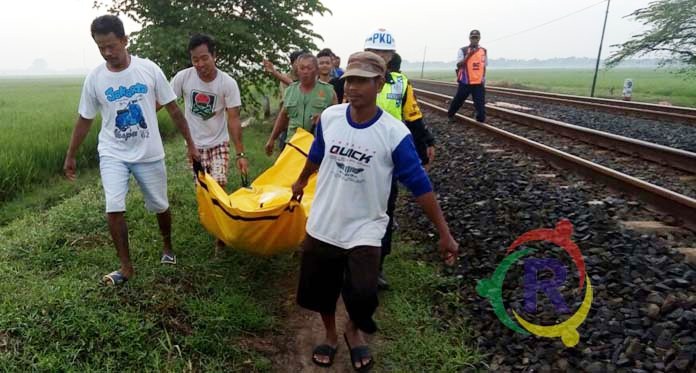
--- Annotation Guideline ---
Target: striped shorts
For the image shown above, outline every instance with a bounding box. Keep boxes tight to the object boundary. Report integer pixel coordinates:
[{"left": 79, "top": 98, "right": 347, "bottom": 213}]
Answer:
[{"left": 189, "top": 141, "right": 230, "bottom": 186}]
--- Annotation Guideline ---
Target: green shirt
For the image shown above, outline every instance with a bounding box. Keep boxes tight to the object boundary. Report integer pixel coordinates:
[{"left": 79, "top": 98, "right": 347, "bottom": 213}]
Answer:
[{"left": 283, "top": 80, "right": 334, "bottom": 141}]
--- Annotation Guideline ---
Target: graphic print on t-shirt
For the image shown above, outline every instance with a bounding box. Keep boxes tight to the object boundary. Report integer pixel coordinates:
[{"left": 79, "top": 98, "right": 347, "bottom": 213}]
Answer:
[
  {"left": 191, "top": 90, "right": 217, "bottom": 120},
  {"left": 115, "top": 100, "right": 147, "bottom": 131},
  {"left": 328, "top": 139, "right": 376, "bottom": 183},
  {"left": 105, "top": 83, "right": 150, "bottom": 142}
]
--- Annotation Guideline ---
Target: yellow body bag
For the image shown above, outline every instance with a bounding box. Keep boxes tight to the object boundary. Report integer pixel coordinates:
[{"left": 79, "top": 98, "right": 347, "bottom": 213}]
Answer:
[{"left": 194, "top": 129, "right": 317, "bottom": 255}]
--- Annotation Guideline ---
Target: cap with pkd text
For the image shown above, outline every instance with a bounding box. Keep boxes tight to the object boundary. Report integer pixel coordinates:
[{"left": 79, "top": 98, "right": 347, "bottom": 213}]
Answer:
[
  {"left": 341, "top": 51, "right": 386, "bottom": 79},
  {"left": 364, "top": 28, "right": 396, "bottom": 51}
]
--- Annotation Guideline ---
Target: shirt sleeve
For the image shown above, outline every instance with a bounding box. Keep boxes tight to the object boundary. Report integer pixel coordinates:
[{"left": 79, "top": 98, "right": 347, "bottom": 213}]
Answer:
[
  {"left": 307, "top": 120, "right": 325, "bottom": 164},
  {"left": 77, "top": 73, "right": 99, "bottom": 119},
  {"left": 225, "top": 76, "right": 242, "bottom": 108},
  {"left": 457, "top": 48, "right": 465, "bottom": 62},
  {"left": 392, "top": 134, "right": 432, "bottom": 197},
  {"left": 170, "top": 71, "right": 183, "bottom": 100},
  {"left": 402, "top": 83, "right": 424, "bottom": 122},
  {"left": 282, "top": 84, "right": 292, "bottom": 108},
  {"left": 154, "top": 64, "right": 177, "bottom": 106}
]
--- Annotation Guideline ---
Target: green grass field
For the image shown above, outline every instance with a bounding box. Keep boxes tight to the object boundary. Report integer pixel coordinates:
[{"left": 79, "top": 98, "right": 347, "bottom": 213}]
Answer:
[
  {"left": 408, "top": 68, "right": 696, "bottom": 107},
  {"left": 0, "top": 77, "right": 180, "bottom": 204},
  {"left": 0, "top": 78, "right": 481, "bottom": 371}
]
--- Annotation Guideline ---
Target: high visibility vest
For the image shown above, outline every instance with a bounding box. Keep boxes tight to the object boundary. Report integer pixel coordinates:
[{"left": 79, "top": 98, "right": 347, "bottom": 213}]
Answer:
[
  {"left": 458, "top": 47, "right": 487, "bottom": 85},
  {"left": 377, "top": 72, "right": 408, "bottom": 120}
]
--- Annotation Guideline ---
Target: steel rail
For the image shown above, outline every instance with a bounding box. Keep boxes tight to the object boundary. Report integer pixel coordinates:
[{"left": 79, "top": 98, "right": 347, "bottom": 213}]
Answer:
[
  {"left": 413, "top": 79, "right": 696, "bottom": 125},
  {"left": 419, "top": 100, "right": 696, "bottom": 230},
  {"left": 414, "top": 88, "right": 696, "bottom": 174}
]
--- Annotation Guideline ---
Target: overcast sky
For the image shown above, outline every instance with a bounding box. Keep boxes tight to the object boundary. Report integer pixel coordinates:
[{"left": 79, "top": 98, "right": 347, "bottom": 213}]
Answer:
[{"left": 0, "top": 0, "right": 653, "bottom": 72}]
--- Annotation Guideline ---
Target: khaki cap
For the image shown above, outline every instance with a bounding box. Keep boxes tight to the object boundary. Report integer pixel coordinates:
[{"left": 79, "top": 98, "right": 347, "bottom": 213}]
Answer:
[{"left": 341, "top": 51, "right": 386, "bottom": 79}]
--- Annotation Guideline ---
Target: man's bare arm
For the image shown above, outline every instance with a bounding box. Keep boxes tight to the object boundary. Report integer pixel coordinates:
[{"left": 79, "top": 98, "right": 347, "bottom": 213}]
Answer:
[
  {"left": 164, "top": 101, "right": 200, "bottom": 161},
  {"left": 63, "top": 115, "right": 94, "bottom": 181}
]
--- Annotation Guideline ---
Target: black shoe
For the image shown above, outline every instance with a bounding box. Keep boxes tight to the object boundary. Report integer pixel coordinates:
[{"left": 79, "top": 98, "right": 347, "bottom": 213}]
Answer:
[
  {"left": 447, "top": 116, "right": 456, "bottom": 124},
  {"left": 377, "top": 271, "right": 389, "bottom": 290}
]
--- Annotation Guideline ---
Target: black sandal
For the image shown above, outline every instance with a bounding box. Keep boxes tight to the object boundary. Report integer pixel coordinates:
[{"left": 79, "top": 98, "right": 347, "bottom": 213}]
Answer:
[
  {"left": 344, "top": 333, "right": 374, "bottom": 372},
  {"left": 311, "top": 344, "right": 337, "bottom": 367}
]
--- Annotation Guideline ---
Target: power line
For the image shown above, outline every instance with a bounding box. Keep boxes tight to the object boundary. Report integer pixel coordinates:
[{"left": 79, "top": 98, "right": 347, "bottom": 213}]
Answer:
[{"left": 488, "top": 0, "right": 608, "bottom": 44}]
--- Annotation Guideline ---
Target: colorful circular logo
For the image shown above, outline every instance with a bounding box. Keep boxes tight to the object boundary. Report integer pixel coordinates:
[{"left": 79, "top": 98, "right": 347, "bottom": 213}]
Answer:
[{"left": 476, "top": 219, "right": 592, "bottom": 347}]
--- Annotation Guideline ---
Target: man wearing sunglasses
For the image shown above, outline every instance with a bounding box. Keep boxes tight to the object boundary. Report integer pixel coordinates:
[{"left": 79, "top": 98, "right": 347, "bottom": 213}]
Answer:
[{"left": 447, "top": 29, "right": 487, "bottom": 123}]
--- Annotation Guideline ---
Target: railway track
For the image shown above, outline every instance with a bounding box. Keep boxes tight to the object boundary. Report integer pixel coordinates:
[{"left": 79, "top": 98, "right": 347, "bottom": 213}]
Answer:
[
  {"left": 413, "top": 88, "right": 696, "bottom": 230},
  {"left": 398, "top": 106, "right": 696, "bottom": 373},
  {"left": 413, "top": 79, "right": 696, "bottom": 126}
]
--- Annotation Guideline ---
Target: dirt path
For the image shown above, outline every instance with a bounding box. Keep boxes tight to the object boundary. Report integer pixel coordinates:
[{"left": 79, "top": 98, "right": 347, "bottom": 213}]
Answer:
[
  {"left": 270, "top": 297, "right": 353, "bottom": 372},
  {"left": 249, "top": 270, "right": 379, "bottom": 372}
]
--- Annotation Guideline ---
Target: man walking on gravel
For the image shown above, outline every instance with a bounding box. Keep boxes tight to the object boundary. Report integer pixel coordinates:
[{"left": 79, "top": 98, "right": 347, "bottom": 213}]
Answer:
[
  {"left": 64, "top": 15, "right": 199, "bottom": 285},
  {"left": 291, "top": 51, "right": 458, "bottom": 371},
  {"left": 170, "top": 33, "right": 248, "bottom": 252},
  {"left": 447, "top": 29, "right": 487, "bottom": 122}
]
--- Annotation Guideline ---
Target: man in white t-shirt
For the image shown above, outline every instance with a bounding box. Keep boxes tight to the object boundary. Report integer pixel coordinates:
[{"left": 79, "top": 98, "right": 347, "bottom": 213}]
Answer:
[
  {"left": 63, "top": 15, "right": 200, "bottom": 285},
  {"left": 170, "top": 33, "right": 248, "bottom": 253},
  {"left": 291, "top": 51, "right": 459, "bottom": 370},
  {"left": 171, "top": 33, "right": 248, "bottom": 187}
]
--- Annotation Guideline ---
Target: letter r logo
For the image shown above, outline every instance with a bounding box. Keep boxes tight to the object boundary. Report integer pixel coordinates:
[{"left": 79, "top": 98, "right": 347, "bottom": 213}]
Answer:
[{"left": 523, "top": 258, "right": 570, "bottom": 314}]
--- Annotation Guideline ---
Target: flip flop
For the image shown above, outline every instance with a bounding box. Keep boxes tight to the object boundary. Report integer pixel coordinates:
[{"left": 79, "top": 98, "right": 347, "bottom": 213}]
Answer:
[
  {"left": 311, "top": 344, "right": 337, "bottom": 368},
  {"left": 344, "top": 333, "right": 374, "bottom": 372},
  {"left": 102, "top": 270, "right": 128, "bottom": 285},
  {"left": 160, "top": 253, "right": 177, "bottom": 265}
]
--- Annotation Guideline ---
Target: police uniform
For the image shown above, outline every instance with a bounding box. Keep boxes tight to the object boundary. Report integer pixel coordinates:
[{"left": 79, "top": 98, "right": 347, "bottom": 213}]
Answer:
[
  {"left": 376, "top": 67, "right": 435, "bottom": 275},
  {"left": 364, "top": 28, "right": 436, "bottom": 286},
  {"left": 377, "top": 71, "right": 434, "bottom": 165}
]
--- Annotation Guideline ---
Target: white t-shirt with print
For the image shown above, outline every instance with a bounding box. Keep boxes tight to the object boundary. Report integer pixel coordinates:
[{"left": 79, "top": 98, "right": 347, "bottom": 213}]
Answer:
[
  {"left": 170, "top": 67, "right": 242, "bottom": 149},
  {"left": 305, "top": 104, "right": 433, "bottom": 249},
  {"left": 78, "top": 56, "right": 176, "bottom": 163}
]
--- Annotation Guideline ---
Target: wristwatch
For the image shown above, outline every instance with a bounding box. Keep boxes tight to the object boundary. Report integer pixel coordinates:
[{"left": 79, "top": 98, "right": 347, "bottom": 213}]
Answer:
[{"left": 236, "top": 152, "right": 247, "bottom": 159}]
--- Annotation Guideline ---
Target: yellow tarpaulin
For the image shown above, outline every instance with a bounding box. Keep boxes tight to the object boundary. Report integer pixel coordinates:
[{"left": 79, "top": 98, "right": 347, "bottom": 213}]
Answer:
[{"left": 194, "top": 128, "right": 317, "bottom": 256}]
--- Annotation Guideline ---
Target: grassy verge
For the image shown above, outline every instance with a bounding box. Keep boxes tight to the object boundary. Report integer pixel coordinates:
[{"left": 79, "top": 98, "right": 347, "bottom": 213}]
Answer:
[
  {"left": 0, "top": 111, "right": 480, "bottom": 371},
  {"left": 409, "top": 68, "right": 696, "bottom": 107},
  {"left": 0, "top": 169, "right": 101, "bottom": 227},
  {"left": 0, "top": 120, "right": 289, "bottom": 371},
  {"left": 375, "top": 241, "right": 482, "bottom": 372}
]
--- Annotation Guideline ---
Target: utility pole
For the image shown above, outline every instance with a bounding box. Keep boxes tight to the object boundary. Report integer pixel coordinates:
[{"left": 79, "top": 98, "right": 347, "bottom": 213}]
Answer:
[
  {"left": 591, "top": 0, "right": 610, "bottom": 97},
  {"left": 420, "top": 45, "right": 427, "bottom": 79}
]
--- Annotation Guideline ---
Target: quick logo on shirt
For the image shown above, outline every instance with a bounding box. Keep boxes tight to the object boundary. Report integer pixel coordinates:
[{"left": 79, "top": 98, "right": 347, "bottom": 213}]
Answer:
[
  {"left": 191, "top": 90, "right": 217, "bottom": 120},
  {"left": 328, "top": 141, "right": 376, "bottom": 183},
  {"left": 105, "top": 83, "right": 148, "bottom": 102},
  {"left": 335, "top": 162, "right": 364, "bottom": 175},
  {"left": 329, "top": 145, "right": 373, "bottom": 164}
]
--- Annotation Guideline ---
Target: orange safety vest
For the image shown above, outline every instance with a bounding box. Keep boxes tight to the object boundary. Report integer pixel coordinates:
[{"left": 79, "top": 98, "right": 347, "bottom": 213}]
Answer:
[{"left": 457, "top": 46, "right": 487, "bottom": 85}]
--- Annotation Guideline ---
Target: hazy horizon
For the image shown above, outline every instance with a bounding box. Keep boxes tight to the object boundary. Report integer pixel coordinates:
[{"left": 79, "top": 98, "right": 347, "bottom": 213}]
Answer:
[
  {"left": 0, "top": 57, "right": 671, "bottom": 77},
  {"left": 1, "top": 0, "right": 658, "bottom": 75}
]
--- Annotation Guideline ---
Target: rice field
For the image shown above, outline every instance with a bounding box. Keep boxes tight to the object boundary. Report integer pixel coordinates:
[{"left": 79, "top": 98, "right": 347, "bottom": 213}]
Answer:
[
  {"left": 2, "top": 69, "right": 693, "bottom": 205},
  {"left": 0, "top": 77, "right": 176, "bottom": 203}
]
